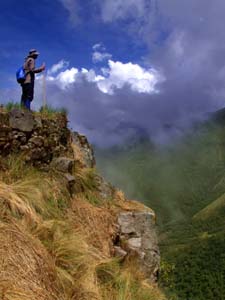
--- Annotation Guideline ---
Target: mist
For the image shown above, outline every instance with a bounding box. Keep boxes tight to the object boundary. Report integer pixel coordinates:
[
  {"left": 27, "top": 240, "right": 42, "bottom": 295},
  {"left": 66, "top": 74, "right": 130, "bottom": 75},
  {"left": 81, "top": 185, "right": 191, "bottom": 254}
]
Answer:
[{"left": 95, "top": 122, "right": 225, "bottom": 227}]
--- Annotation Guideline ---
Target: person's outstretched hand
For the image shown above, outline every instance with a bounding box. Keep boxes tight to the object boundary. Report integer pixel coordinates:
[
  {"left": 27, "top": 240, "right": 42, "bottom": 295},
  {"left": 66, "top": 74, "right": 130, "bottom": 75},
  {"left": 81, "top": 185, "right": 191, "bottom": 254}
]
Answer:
[{"left": 41, "top": 63, "right": 46, "bottom": 71}]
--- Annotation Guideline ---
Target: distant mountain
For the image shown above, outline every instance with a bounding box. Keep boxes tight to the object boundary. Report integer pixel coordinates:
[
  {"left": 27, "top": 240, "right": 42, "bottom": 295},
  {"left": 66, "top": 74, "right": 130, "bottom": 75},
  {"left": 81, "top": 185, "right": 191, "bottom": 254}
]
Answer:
[
  {"left": 95, "top": 107, "right": 225, "bottom": 300},
  {"left": 209, "top": 107, "right": 225, "bottom": 124},
  {"left": 113, "top": 121, "right": 154, "bottom": 148}
]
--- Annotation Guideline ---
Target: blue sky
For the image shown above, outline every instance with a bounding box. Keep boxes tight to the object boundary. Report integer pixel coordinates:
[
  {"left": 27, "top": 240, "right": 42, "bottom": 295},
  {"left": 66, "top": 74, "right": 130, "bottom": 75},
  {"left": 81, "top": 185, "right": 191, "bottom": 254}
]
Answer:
[
  {"left": 0, "top": 0, "right": 149, "bottom": 88},
  {"left": 1, "top": 0, "right": 225, "bottom": 146}
]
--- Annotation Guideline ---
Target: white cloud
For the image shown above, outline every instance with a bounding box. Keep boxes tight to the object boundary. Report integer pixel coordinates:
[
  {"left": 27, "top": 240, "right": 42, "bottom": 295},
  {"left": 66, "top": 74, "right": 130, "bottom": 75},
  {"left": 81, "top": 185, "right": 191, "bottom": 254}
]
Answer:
[
  {"left": 48, "top": 60, "right": 69, "bottom": 75},
  {"left": 96, "top": 60, "right": 162, "bottom": 95},
  {"left": 91, "top": 43, "right": 112, "bottom": 63},
  {"left": 92, "top": 51, "right": 112, "bottom": 63},
  {"left": 81, "top": 68, "right": 105, "bottom": 82},
  {"left": 98, "top": 0, "right": 147, "bottom": 22},
  {"left": 58, "top": 0, "right": 80, "bottom": 24},
  {"left": 92, "top": 43, "right": 102, "bottom": 51},
  {"left": 46, "top": 59, "right": 162, "bottom": 95},
  {"left": 47, "top": 67, "right": 79, "bottom": 89}
]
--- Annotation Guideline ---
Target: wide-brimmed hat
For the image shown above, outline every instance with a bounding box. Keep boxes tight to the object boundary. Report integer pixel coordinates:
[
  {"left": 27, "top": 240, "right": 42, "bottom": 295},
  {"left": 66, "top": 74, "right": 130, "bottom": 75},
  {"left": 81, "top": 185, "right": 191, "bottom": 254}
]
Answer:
[{"left": 29, "top": 49, "right": 40, "bottom": 56}]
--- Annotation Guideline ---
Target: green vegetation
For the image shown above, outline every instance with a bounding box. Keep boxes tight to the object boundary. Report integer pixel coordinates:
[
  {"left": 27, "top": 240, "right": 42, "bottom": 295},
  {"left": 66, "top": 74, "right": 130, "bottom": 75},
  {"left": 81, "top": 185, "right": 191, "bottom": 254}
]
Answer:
[
  {"left": 161, "top": 233, "right": 225, "bottom": 300},
  {"left": 0, "top": 102, "right": 67, "bottom": 115},
  {"left": 39, "top": 105, "right": 68, "bottom": 116},
  {"left": 4, "top": 101, "right": 21, "bottom": 111},
  {"left": 95, "top": 119, "right": 225, "bottom": 300}
]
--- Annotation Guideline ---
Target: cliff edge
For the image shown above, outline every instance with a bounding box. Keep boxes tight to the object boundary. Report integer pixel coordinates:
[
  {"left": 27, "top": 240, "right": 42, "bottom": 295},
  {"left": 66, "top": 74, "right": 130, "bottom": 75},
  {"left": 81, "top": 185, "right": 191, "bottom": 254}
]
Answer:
[{"left": 0, "top": 108, "right": 163, "bottom": 300}]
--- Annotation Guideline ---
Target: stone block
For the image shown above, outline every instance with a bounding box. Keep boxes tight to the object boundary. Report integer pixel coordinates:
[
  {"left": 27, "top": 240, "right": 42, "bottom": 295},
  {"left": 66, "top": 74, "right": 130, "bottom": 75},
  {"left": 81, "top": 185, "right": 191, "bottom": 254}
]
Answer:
[{"left": 9, "top": 109, "right": 34, "bottom": 132}]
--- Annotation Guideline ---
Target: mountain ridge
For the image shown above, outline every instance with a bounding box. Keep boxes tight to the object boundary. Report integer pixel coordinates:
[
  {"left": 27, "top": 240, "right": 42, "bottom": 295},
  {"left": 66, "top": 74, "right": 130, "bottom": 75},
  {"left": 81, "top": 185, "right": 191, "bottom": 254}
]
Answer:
[{"left": 95, "top": 107, "right": 225, "bottom": 300}]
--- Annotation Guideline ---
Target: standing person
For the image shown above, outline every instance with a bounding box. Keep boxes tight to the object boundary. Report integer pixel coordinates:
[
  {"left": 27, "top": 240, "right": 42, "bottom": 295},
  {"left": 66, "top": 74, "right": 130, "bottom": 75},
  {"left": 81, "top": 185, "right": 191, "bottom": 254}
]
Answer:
[{"left": 21, "top": 49, "right": 45, "bottom": 110}]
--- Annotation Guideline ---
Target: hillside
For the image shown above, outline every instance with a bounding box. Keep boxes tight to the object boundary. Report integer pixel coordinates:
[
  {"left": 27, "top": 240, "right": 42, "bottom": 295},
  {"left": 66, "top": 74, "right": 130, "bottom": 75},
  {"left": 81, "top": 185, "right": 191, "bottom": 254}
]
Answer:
[
  {"left": 95, "top": 115, "right": 225, "bottom": 300},
  {"left": 0, "top": 107, "right": 164, "bottom": 300}
]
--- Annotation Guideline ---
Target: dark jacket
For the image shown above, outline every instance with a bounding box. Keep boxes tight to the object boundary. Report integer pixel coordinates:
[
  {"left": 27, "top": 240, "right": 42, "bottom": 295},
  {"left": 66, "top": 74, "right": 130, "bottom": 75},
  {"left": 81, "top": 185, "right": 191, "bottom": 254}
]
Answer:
[{"left": 23, "top": 57, "right": 43, "bottom": 84}]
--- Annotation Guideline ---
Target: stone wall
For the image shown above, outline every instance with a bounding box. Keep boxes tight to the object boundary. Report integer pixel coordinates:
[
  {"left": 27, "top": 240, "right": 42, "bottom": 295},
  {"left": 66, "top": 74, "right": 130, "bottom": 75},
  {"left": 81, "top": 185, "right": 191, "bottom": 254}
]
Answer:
[{"left": 0, "top": 109, "right": 70, "bottom": 168}]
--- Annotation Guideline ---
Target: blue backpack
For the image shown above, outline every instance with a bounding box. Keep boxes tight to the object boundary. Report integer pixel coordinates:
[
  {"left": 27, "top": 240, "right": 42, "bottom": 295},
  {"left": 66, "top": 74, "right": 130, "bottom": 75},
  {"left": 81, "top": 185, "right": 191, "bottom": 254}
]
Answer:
[{"left": 16, "top": 66, "right": 26, "bottom": 84}]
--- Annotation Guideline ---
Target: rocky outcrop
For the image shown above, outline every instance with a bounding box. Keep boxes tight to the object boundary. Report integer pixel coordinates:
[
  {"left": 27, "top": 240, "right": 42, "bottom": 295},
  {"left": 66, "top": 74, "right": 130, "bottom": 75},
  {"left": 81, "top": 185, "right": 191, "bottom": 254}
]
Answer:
[
  {"left": 72, "top": 132, "right": 95, "bottom": 168},
  {"left": 0, "top": 109, "right": 70, "bottom": 168},
  {"left": 0, "top": 108, "right": 160, "bottom": 285},
  {"left": 114, "top": 211, "right": 160, "bottom": 283}
]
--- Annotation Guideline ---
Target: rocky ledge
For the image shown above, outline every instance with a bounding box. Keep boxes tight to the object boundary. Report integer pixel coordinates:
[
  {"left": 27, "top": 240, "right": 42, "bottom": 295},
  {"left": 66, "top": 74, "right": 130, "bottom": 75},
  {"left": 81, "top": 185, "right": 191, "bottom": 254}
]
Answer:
[
  {"left": 0, "top": 109, "right": 95, "bottom": 169},
  {"left": 0, "top": 108, "right": 160, "bottom": 284}
]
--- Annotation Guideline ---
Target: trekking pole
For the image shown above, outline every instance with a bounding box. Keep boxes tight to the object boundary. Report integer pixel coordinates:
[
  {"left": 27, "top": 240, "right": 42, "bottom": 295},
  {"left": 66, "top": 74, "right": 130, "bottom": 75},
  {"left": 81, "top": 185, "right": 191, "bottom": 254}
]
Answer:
[{"left": 42, "top": 70, "right": 47, "bottom": 110}]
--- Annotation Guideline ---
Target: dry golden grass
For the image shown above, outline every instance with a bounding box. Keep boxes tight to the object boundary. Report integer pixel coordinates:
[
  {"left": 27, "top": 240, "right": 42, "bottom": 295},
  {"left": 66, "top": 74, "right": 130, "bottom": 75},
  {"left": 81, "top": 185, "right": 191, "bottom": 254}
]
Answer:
[
  {"left": 0, "top": 151, "right": 165, "bottom": 300},
  {"left": 71, "top": 142, "right": 85, "bottom": 166},
  {"left": 69, "top": 194, "right": 116, "bottom": 257},
  {"left": 0, "top": 222, "right": 61, "bottom": 300},
  {"left": 0, "top": 176, "right": 69, "bottom": 222},
  {"left": 0, "top": 181, "right": 40, "bottom": 224},
  {"left": 33, "top": 220, "right": 95, "bottom": 299},
  {"left": 96, "top": 258, "right": 166, "bottom": 300},
  {"left": 74, "top": 167, "right": 98, "bottom": 193},
  {"left": 0, "top": 155, "right": 38, "bottom": 184},
  {"left": 113, "top": 189, "right": 155, "bottom": 214}
]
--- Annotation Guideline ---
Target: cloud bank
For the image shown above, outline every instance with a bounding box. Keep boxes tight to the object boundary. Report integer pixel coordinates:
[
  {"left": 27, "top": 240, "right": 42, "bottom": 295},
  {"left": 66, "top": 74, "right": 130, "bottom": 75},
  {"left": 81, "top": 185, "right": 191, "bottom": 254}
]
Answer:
[
  {"left": 4, "top": 0, "right": 225, "bottom": 147},
  {"left": 32, "top": 56, "right": 163, "bottom": 146},
  {"left": 46, "top": 59, "right": 161, "bottom": 95}
]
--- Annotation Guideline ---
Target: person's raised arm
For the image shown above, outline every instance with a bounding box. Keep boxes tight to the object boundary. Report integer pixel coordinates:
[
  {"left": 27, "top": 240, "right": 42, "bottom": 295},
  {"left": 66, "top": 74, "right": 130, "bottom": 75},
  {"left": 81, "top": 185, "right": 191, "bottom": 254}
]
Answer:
[{"left": 34, "top": 62, "right": 45, "bottom": 73}]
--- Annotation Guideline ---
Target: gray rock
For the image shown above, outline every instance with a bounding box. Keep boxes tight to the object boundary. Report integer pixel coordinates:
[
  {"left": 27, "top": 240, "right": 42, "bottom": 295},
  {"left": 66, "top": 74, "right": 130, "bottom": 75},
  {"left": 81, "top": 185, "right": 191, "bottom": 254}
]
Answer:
[
  {"left": 114, "top": 246, "right": 127, "bottom": 259},
  {"left": 29, "top": 136, "right": 44, "bottom": 147},
  {"left": 95, "top": 175, "right": 114, "bottom": 200},
  {"left": 12, "top": 131, "right": 27, "bottom": 144},
  {"left": 63, "top": 173, "right": 75, "bottom": 195},
  {"left": 118, "top": 212, "right": 136, "bottom": 234},
  {"left": 127, "top": 237, "right": 142, "bottom": 250},
  {"left": 29, "top": 147, "right": 45, "bottom": 160},
  {"left": 64, "top": 173, "right": 75, "bottom": 184},
  {"left": 9, "top": 109, "right": 34, "bottom": 132},
  {"left": 116, "top": 211, "right": 160, "bottom": 283},
  {"left": 34, "top": 116, "right": 42, "bottom": 129},
  {"left": 20, "top": 145, "right": 30, "bottom": 151},
  {"left": 51, "top": 157, "right": 74, "bottom": 173}
]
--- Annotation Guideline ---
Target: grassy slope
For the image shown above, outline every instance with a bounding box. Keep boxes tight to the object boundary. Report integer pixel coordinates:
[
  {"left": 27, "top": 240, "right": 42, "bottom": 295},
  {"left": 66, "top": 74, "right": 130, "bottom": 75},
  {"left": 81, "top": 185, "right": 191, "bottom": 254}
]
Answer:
[
  {"left": 95, "top": 121, "right": 225, "bottom": 300},
  {"left": 193, "top": 193, "right": 225, "bottom": 221},
  {"left": 0, "top": 141, "right": 164, "bottom": 298}
]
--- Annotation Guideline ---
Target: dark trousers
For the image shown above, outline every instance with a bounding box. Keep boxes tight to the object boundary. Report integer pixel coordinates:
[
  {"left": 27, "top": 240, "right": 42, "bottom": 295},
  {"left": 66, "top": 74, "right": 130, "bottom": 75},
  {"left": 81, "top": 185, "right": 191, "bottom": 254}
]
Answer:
[{"left": 21, "top": 82, "right": 34, "bottom": 109}]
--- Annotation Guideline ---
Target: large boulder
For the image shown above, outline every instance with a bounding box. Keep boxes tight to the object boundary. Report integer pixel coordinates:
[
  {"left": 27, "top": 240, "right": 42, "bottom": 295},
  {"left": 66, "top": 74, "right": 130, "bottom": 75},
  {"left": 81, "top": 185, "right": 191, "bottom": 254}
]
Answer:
[
  {"left": 116, "top": 211, "right": 160, "bottom": 283},
  {"left": 9, "top": 109, "right": 34, "bottom": 132}
]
